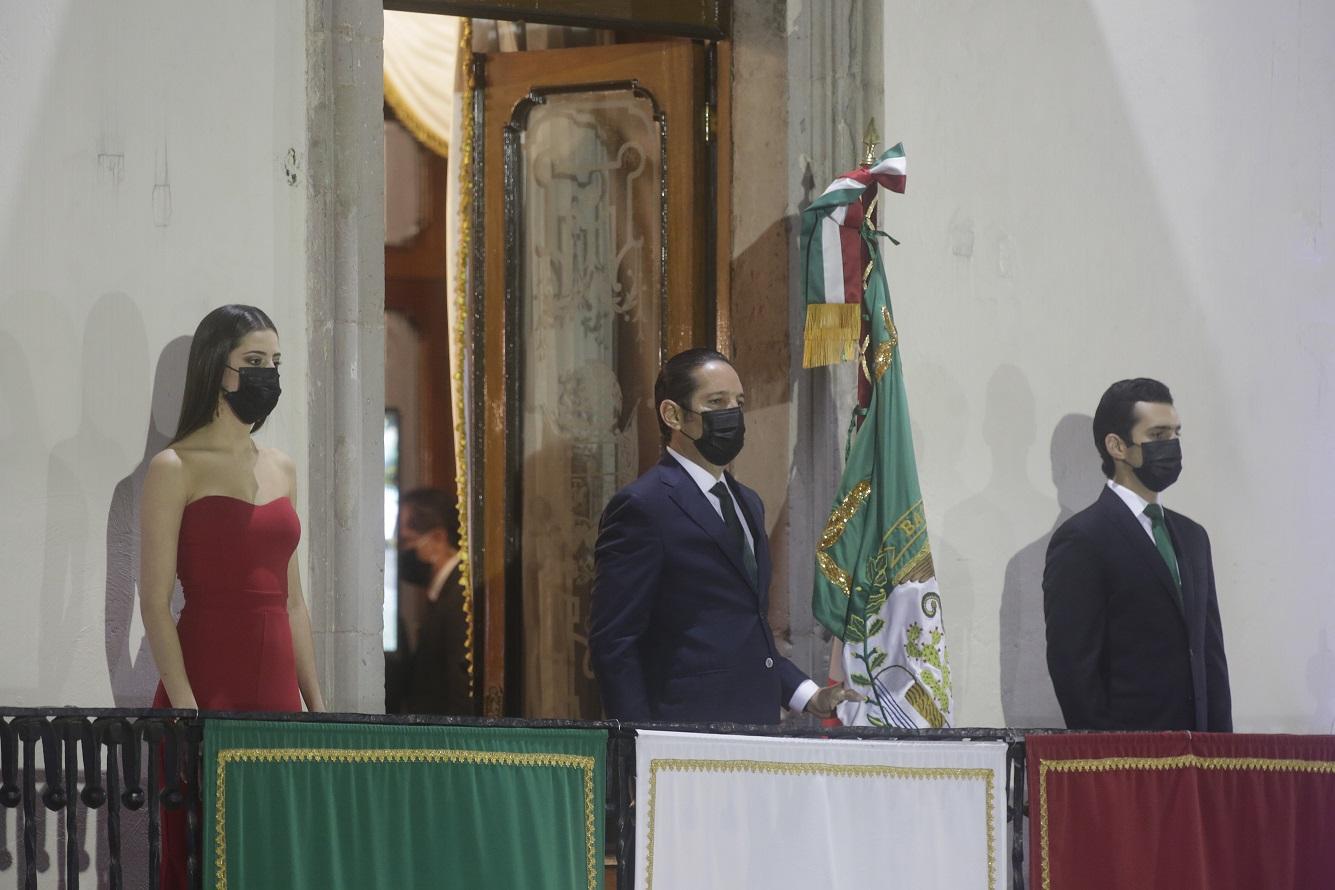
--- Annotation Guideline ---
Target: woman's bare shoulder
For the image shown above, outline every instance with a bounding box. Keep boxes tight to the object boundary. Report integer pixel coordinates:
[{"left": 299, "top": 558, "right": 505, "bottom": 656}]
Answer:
[
  {"left": 146, "top": 446, "right": 185, "bottom": 475},
  {"left": 259, "top": 447, "right": 297, "bottom": 495},
  {"left": 144, "top": 447, "right": 190, "bottom": 501}
]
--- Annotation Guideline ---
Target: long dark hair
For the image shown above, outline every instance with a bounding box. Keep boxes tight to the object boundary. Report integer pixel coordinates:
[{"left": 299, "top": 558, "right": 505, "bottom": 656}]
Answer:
[{"left": 172, "top": 305, "right": 278, "bottom": 443}]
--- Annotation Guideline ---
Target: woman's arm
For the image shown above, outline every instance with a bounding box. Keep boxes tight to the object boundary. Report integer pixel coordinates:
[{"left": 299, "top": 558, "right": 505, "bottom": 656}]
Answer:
[
  {"left": 281, "top": 454, "right": 326, "bottom": 712},
  {"left": 139, "top": 450, "right": 196, "bottom": 709}
]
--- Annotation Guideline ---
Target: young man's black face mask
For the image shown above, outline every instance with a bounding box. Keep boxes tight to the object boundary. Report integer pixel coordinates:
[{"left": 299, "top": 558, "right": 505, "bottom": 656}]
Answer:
[{"left": 1127, "top": 437, "right": 1183, "bottom": 492}]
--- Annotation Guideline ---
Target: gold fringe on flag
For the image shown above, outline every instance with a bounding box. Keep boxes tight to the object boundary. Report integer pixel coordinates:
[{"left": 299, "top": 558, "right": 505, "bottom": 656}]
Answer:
[{"left": 802, "top": 302, "right": 862, "bottom": 368}]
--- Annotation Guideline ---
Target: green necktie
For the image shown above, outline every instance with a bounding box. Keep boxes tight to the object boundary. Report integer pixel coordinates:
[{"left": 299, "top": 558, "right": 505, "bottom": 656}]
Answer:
[{"left": 1143, "top": 503, "right": 1182, "bottom": 598}]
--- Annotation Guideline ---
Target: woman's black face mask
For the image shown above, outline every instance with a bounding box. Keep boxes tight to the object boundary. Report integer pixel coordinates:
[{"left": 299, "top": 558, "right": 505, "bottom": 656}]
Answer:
[{"left": 223, "top": 366, "right": 281, "bottom": 426}]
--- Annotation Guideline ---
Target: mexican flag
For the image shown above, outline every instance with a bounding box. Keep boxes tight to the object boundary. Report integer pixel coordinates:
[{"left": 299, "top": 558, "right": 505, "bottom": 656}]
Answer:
[{"left": 804, "top": 146, "right": 953, "bottom": 728}]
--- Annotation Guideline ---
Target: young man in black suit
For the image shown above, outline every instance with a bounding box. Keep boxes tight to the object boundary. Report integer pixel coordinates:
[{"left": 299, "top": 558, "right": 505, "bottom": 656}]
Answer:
[
  {"left": 589, "top": 348, "right": 860, "bottom": 724},
  {"left": 1043, "top": 378, "right": 1232, "bottom": 731},
  {"left": 396, "top": 489, "right": 473, "bottom": 716}
]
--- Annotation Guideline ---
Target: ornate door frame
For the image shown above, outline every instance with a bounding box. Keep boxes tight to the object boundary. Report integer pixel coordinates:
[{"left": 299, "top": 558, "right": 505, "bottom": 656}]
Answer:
[{"left": 474, "top": 42, "right": 710, "bottom": 716}]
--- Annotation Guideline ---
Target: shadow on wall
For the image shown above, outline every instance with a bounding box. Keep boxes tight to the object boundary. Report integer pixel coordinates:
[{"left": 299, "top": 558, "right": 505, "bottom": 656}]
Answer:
[
  {"left": 105, "top": 335, "right": 192, "bottom": 707},
  {"left": 942, "top": 364, "right": 1050, "bottom": 720},
  {"left": 998, "top": 412, "right": 1104, "bottom": 727},
  {"left": 99, "top": 334, "right": 190, "bottom": 890},
  {"left": 43, "top": 293, "right": 149, "bottom": 706}
]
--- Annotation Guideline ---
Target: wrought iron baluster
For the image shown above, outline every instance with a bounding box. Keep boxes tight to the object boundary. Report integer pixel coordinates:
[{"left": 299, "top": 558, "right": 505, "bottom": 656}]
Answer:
[
  {"left": 0, "top": 717, "right": 16, "bottom": 873},
  {"left": 94, "top": 717, "right": 130, "bottom": 890},
  {"left": 138, "top": 719, "right": 165, "bottom": 890},
  {"left": 614, "top": 725, "right": 636, "bottom": 890},
  {"left": 53, "top": 717, "right": 83, "bottom": 889},
  {"left": 39, "top": 719, "right": 65, "bottom": 813},
  {"left": 16, "top": 718, "right": 44, "bottom": 890},
  {"left": 1008, "top": 739, "right": 1028, "bottom": 890},
  {"left": 183, "top": 720, "right": 204, "bottom": 890}
]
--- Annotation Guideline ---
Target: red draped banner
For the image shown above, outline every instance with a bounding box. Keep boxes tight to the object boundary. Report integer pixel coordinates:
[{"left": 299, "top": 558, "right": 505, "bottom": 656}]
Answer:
[{"left": 1028, "top": 732, "right": 1335, "bottom": 890}]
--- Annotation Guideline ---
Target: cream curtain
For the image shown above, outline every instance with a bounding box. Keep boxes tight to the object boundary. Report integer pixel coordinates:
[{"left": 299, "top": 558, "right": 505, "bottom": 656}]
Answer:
[
  {"left": 384, "top": 11, "right": 476, "bottom": 695},
  {"left": 383, "top": 11, "right": 461, "bottom": 159}
]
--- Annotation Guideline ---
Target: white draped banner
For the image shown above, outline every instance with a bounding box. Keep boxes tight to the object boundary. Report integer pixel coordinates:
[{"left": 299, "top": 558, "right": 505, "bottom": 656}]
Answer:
[{"left": 635, "top": 731, "right": 1007, "bottom": 890}]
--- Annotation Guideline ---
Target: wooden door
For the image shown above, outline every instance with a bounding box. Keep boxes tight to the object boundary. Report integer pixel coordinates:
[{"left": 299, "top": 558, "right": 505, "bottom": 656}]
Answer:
[{"left": 478, "top": 41, "right": 709, "bottom": 717}]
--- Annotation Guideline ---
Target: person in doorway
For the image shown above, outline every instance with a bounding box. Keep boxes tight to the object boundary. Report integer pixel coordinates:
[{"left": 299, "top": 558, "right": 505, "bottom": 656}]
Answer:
[
  {"left": 398, "top": 488, "right": 473, "bottom": 715},
  {"left": 140, "top": 304, "right": 325, "bottom": 889},
  {"left": 1043, "top": 378, "right": 1231, "bottom": 731},
  {"left": 589, "top": 348, "right": 861, "bottom": 724}
]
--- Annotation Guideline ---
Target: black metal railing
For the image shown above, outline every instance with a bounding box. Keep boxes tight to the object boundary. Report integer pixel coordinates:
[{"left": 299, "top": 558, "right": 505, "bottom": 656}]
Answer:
[{"left": 1, "top": 708, "right": 1040, "bottom": 890}]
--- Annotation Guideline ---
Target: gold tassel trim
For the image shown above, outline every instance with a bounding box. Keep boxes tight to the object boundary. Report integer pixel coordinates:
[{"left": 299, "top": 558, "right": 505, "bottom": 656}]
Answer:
[{"left": 802, "top": 303, "right": 862, "bottom": 368}]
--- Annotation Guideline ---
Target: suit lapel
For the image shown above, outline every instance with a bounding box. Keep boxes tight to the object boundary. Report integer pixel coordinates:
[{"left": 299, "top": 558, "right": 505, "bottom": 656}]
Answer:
[
  {"left": 1098, "top": 486, "right": 1182, "bottom": 613},
  {"left": 661, "top": 457, "right": 757, "bottom": 592}
]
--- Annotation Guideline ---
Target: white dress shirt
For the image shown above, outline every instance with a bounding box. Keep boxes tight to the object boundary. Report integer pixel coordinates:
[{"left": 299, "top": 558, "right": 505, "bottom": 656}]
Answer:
[
  {"left": 666, "top": 447, "right": 820, "bottom": 714},
  {"left": 1105, "top": 480, "right": 1159, "bottom": 543},
  {"left": 427, "top": 550, "right": 463, "bottom": 603}
]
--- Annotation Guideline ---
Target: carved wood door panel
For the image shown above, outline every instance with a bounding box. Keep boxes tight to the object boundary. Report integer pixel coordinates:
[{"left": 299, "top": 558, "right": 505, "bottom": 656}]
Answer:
[{"left": 478, "top": 42, "right": 709, "bottom": 716}]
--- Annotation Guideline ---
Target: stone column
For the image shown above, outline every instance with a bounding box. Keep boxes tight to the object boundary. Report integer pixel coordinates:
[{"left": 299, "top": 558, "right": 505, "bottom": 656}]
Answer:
[
  {"left": 305, "top": 0, "right": 387, "bottom": 713},
  {"left": 784, "top": 0, "right": 885, "bottom": 699},
  {"left": 728, "top": 0, "right": 884, "bottom": 705}
]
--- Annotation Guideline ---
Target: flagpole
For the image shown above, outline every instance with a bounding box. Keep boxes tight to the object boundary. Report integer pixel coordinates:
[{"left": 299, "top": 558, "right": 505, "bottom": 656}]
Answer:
[
  {"left": 855, "top": 118, "right": 881, "bottom": 427},
  {"left": 824, "top": 118, "right": 885, "bottom": 723}
]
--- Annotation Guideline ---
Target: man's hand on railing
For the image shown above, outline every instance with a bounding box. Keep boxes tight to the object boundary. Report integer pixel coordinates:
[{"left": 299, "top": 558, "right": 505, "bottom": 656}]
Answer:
[{"left": 803, "top": 683, "right": 865, "bottom": 719}]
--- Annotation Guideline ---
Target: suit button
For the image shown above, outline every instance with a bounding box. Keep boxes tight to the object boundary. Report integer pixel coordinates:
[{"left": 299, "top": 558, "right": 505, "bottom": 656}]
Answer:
[{"left": 765, "top": 657, "right": 774, "bottom": 669}]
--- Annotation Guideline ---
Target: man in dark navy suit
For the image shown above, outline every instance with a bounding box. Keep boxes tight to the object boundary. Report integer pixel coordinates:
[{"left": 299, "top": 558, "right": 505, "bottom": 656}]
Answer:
[
  {"left": 590, "top": 349, "right": 860, "bottom": 724},
  {"left": 1044, "top": 378, "right": 1232, "bottom": 731}
]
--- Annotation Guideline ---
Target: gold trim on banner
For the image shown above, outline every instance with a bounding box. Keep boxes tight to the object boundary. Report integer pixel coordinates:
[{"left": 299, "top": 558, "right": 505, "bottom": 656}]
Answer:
[
  {"left": 644, "top": 758, "right": 997, "bottom": 890},
  {"left": 816, "top": 480, "right": 871, "bottom": 597},
  {"left": 1037, "top": 753, "right": 1335, "bottom": 890},
  {"left": 214, "top": 745, "right": 598, "bottom": 890},
  {"left": 873, "top": 305, "right": 898, "bottom": 381},
  {"left": 452, "top": 18, "right": 477, "bottom": 696}
]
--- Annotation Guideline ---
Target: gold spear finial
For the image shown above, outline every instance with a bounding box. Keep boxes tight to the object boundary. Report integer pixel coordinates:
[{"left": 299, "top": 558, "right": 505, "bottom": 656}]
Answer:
[{"left": 862, "top": 117, "right": 881, "bottom": 167}]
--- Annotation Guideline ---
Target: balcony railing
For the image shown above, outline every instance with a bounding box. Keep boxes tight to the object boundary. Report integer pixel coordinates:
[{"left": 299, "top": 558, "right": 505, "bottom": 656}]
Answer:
[{"left": 1, "top": 708, "right": 1036, "bottom": 890}]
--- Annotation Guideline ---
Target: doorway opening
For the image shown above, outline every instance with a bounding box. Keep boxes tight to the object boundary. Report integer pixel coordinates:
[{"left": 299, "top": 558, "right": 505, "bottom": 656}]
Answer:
[{"left": 380, "top": 6, "right": 727, "bottom": 723}]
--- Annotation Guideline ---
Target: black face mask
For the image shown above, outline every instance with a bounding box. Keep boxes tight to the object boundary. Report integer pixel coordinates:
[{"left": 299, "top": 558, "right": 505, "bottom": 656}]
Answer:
[
  {"left": 682, "top": 405, "right": 746, "bottom": 466},
  {"left": 223, "top": 366, "right": 281, "bottom": 426},
  {"left": 397, "top": 545, "right": 433, "bottom": 587},
  {"left": 1129, "top": 437, "right": 1183, "bottom": 492}
]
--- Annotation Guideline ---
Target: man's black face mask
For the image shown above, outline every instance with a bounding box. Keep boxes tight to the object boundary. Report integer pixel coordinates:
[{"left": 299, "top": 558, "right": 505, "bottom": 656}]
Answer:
[
  {"left": 1127, "top": 437, "right": 1183, "bottom": 492},
  {"left": 397, "top": 544, "right": 433, "bottom": 587},
  {"left": 680, "top": 405, "right": 746, "bottom": 466}
]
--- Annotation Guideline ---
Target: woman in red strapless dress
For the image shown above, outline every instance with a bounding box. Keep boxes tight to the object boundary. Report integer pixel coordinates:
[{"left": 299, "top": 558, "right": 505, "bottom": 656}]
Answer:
[{"left": 141, "top": 305, "right": 324, "bottom": 889}]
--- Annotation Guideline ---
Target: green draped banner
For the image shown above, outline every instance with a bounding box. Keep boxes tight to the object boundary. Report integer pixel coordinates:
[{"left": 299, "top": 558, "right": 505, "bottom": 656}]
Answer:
[{"left": 203, "top": 720, "right": 605, "bottom": 890}]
